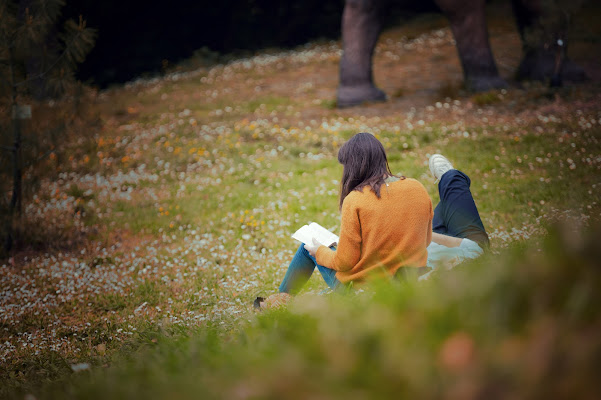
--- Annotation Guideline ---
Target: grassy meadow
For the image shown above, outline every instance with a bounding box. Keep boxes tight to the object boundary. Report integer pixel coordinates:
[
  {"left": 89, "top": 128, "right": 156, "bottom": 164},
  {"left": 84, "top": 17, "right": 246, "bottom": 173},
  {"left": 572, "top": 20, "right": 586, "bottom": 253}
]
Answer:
[{"left": 2, "top": 3, "right": 601, "bottom": 398}]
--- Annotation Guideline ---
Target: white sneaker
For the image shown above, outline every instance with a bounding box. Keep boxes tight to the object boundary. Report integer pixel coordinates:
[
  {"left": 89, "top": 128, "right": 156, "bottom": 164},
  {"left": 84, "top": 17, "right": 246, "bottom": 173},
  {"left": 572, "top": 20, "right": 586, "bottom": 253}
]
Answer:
[{"left": 429, "top": 154, "right": 454, "bottom": 182}]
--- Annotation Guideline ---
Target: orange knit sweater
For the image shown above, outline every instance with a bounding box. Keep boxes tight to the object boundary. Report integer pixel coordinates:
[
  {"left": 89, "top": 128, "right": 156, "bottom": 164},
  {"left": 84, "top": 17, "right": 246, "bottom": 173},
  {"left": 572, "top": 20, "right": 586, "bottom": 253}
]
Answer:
[{"left": 316, "top": 178, "right": 433, "bottom": 283}]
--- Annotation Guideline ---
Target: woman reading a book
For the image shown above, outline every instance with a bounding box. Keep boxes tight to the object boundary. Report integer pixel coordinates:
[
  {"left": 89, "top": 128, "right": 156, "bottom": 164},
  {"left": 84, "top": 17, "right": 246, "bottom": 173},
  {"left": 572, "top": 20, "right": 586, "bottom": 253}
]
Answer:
[
  {"left": 272, "top": 133, "right": 490, "bottom": 299},
  {"left": 278, "top": 132, "right": 434, "bottom": 294}
]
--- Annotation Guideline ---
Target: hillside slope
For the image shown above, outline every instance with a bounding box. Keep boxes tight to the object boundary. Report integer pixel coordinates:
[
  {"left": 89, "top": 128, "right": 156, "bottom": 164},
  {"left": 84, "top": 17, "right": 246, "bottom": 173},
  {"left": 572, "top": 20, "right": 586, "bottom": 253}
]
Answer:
[{"left": 1, "top": 3, "right": 601, "bottom": 397}]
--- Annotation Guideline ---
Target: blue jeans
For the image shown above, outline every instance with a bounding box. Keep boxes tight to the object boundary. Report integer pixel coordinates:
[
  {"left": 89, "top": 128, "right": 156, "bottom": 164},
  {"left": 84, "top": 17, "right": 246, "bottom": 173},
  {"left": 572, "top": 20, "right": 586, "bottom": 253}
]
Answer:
[
  {"left": 279, "top": 244, "right": 342, "bottom": 294},
  {"left": 432, "top": 170, "right": 489, "bottom": 248}
]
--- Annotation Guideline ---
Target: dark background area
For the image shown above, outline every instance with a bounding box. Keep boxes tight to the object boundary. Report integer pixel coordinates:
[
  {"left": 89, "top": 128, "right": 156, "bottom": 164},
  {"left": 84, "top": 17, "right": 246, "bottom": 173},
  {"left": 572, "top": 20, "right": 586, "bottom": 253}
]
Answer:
[{"left": 61, "top": 0, "right": 440, "bottom": 88}]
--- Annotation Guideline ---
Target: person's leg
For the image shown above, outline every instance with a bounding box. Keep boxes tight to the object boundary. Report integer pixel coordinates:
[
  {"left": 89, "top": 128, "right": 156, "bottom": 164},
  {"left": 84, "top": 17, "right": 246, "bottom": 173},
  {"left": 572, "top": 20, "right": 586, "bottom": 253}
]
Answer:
[
  {"left": 435, "top": 169, "right": 490, "bottom": 248},
  {"left": 315, "top": 263, "right": 341, "bottom": 290},
  {"left": 279, "top": 244, "right": 341, "bottom": 294},
  {"left": 432, "top": 202, "right": 448, "bottom": 235}
]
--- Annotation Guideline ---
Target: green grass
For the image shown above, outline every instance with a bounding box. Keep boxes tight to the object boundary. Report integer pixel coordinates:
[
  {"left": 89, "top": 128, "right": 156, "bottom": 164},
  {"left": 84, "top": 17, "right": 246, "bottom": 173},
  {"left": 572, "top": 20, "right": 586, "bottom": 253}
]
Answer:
[
  {"left": 2, "top": 3, "right": 601, "bottom": 398},
  {"left": 19, "top": 225, "right": 601, "bottom": 399}
]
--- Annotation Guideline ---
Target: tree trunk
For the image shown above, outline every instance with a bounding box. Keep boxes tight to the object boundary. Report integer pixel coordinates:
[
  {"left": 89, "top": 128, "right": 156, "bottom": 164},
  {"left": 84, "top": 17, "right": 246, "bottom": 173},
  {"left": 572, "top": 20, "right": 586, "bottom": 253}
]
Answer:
[
  {"left": 337, "top": 0, "right": 386, "bottom": 107},
  {"left": 5, "top": 51, "right": 22, "bottom": 255},
  {"left": 435, "top": 0, "right": 507, "bottom": 91},
  {"left": 511, "top": 0, "right": 587, "bottom": 84}
]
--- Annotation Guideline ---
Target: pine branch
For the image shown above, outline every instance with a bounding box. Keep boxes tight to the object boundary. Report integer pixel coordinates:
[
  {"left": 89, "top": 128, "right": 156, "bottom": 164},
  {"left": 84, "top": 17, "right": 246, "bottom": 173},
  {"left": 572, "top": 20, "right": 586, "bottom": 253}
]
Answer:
[{"left": 13, "top": 17, "right": 95, "bottom": 88}]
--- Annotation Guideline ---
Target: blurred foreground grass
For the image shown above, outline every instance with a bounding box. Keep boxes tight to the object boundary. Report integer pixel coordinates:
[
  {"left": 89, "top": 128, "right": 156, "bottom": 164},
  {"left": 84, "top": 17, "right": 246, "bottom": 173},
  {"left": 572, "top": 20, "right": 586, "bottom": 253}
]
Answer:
[
  {"left": 34, "top": 224, "right": 601, "bottom": 399},
  {"left": 2, "top": 3, "right": 601, "bottom": 398}
]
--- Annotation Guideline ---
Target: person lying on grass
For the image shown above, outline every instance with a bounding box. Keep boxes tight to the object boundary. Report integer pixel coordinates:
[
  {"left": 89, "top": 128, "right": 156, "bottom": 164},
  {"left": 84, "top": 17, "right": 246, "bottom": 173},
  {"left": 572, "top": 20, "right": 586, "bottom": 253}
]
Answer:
[
  {"left": 420, "top": 153, "right": 489, "bottom": 279},
  {"left": 256, "top": 133, "right": 490, "bottom": 308}
]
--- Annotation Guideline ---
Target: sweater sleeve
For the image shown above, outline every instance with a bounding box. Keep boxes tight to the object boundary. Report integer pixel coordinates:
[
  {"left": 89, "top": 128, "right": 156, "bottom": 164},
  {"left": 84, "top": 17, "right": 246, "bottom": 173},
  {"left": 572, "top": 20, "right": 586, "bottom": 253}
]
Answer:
[{"left": 315, "top": 195, "right": 362, "bottom": 272}]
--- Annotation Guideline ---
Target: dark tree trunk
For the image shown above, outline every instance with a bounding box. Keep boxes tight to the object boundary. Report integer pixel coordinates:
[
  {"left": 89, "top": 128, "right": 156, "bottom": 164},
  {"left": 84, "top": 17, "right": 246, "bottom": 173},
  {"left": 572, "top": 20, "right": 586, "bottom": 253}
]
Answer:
[
  {"left": 5, "top": 51, "right": 22, "bottom": 255},
  {"left": 511, "top": 0, "right": 587, "bottom": 85},
  {"left": 337, "top": 0, "right": 387, "bottom": 107},
  {"left": 435, "top": 0, "right": 507, "bottom": 91}
]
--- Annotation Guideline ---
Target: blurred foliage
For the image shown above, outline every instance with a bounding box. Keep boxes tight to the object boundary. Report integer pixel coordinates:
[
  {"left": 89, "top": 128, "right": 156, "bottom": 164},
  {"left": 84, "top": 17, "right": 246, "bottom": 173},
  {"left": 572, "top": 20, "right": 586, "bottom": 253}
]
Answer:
[
  {"left": 471, "top": 90, "right": 504, "bottom": 106},
  {"left": 0, "top": 0, "right": 96, "bottom": 256},
  {"left": 29, "top": 220, "right": 601, "bottom": 399},
  {"left": 0, "top": 0, "right": 97, "bottom": 99}
]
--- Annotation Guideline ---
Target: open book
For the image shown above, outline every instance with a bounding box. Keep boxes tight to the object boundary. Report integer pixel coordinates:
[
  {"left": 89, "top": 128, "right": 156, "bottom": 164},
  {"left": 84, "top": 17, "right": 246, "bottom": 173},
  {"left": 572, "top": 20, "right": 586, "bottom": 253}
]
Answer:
[{"left": 291, "top": 222, "right": 339, "bottom": 248}]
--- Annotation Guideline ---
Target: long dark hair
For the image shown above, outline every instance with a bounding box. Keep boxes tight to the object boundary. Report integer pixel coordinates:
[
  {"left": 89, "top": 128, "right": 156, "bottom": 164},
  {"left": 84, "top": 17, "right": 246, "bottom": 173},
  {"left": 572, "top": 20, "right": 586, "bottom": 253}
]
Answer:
[{"left": 338, "top": 132, "right": 403, "bottom": 209}]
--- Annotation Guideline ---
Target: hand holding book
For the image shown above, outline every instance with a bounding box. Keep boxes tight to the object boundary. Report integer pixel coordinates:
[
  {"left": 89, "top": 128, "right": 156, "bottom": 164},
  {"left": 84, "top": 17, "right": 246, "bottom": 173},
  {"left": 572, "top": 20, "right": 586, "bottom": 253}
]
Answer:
[
  {"left": 303, "top": 238, "right": 322, "bottom": 257},
  {"left": 291, "top": 222, "right": 339, "bottom": 248}
]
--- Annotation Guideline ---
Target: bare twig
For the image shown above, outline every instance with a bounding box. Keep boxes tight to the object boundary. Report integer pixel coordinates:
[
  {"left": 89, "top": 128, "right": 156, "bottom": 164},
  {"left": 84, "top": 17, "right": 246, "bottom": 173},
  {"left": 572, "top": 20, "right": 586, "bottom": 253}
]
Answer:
[{"left": 24, "top": 147, "right": 54, "bottom": 168}]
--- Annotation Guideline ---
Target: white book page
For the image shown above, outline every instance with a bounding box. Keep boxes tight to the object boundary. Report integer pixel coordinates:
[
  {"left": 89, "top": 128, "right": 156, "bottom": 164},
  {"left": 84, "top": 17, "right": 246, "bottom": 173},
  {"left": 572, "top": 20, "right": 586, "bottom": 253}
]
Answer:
[{"left": 291, "top": 222, "right": 339, "bottom": 247}]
